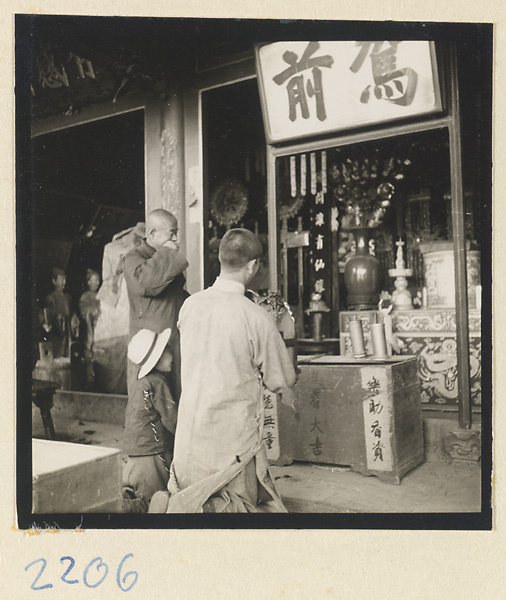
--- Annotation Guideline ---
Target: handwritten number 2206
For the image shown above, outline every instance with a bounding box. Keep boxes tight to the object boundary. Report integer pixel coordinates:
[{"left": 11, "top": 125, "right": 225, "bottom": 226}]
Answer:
[{"left": 25, "top": 554, "right": 138, "bottom": 592}]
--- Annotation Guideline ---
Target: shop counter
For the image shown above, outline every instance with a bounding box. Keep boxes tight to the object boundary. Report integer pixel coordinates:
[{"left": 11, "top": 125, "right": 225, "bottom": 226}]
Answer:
[{"left": 271, "top": 355, "right": 424, "bottom": 484}]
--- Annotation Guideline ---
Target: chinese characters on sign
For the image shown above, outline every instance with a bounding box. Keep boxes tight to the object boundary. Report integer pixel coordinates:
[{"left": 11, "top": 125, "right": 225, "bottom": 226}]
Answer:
[
  {"left": 361, "top": 368, "right": 393, "bottom": 470},
  {"left": 272, "top": 41, "right": 334, "bottom": 122},
  {"left": 35, "top": 46, "right": 96, "bottom": 94},
  {"left": 349, "top": 42, "right": 418, "bottom": 106},
  {"left": 262, "top": 389, "right": 280, "bottom": 460},
  {"left": 306, "top": 150, "right": 332, "bottom": 310},
  {"left": 256, "top": 41, "right": 441, "bottom": 143}
]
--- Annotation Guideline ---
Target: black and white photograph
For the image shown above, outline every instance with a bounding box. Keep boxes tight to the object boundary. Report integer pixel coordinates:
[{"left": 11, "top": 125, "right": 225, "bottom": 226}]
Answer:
[{"left": 15, "top": 15, "right": 492, "bottom": 529}]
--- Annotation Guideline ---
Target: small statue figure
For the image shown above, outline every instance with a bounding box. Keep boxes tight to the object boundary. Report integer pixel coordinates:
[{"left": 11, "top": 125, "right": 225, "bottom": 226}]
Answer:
[
  {"left": 395, "top": 238, "right": 406, "bottom": 270},
  {"left": 378, "top": 295, "right": 405, "bottom": 355},
  {"left": 79, "top": 269, "right": 101, "bottom": 388},
  {"left": 388, "top": 238, "right": 413, "bottom": 310},
  {"left": 79, "top": 269, "right": 101, "bottom": 357},
  {"left": 412, "top": 290, "right": 423, "bottom": 308},
  {"left": 43, "top": 268, "right": 80, "bottom": 358}
]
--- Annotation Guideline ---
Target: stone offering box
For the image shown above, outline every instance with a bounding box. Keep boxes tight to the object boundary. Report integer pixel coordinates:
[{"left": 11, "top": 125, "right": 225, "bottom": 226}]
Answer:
[
  {"left": 32, "top": 439, "right": 122, "bottom": 513},
  {"left": 281, "top": 355, "right": 424, "bottom": 484}
]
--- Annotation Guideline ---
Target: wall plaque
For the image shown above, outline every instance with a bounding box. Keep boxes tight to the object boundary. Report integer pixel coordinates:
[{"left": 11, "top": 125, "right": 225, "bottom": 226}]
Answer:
[{"left": 255, "top": 41, "right": 441, "bottom": 143}]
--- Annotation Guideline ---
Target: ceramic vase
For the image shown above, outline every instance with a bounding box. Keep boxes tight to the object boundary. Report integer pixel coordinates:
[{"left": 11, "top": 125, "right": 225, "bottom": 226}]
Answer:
[{"left": 344, "top": 228, "right": 381, "bottom": 310}]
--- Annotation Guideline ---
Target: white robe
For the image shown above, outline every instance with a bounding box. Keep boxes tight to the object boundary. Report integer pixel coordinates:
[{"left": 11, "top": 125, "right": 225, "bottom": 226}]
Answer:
[{"left": 167, "top": 277, "right": 296, "bottom": 513}]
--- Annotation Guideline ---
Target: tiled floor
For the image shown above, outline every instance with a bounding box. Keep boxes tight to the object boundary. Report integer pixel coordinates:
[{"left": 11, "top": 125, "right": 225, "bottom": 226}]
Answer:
[{"left": 32, "top": 409, "right": 483, "bottom": 514}]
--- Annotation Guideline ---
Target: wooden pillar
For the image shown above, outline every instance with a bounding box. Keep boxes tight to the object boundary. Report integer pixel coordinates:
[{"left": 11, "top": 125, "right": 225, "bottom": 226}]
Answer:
[
  {"left": 161, "top": 83, "right": 186, "bottom": 253},
  {"left": 448, "top": 44, "right": 472, "bottom": 429},
  {"left": 183, "top": 86, "right": 204, "bottom": 295},
  {"left": 144, "top": 97, "right": 163, "bottom": 216},
  {"left": 267, "top": 146, "right": 279, "bottom": 293}
]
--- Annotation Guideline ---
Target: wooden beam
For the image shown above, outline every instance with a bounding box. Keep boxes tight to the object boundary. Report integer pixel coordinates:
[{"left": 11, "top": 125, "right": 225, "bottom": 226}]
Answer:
[
  {"left": 269, "top": 115, "right": 453, "bottom": 158},
  {"left": 31, "top": 91, "right": 151, "bottom": 138}
]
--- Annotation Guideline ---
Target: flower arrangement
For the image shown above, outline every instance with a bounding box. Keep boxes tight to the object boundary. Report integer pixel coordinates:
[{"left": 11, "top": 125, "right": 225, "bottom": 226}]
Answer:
[
  {"left": 330, "top": 156, "right": 411, "bottom": 229},
  {"left": 246, "top": 290, "right": 287, "bottom": 321}
]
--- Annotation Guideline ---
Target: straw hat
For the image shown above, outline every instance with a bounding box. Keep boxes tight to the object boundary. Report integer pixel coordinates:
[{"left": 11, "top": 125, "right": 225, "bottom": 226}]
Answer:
[{"left": 128, "top": 328, "right": 172, "bottom": 379}]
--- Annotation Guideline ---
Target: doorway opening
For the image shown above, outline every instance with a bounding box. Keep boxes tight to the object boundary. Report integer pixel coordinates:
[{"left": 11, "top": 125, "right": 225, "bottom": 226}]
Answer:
[
  {"left": 31, "top": 109, "right": 145, "bottom": 393},
  {"left": 202, "top": 78, "right": 269, "bottom": 290}
]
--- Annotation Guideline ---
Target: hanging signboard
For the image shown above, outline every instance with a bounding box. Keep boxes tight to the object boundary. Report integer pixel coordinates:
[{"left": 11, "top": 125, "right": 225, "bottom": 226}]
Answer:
[{"left": 255, "top": 41, "right": 442, "bottom": 144}]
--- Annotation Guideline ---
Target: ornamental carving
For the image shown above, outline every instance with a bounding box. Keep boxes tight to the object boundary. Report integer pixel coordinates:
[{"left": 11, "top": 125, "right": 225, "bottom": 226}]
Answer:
[
  {"left": 443, "top": 431, "right": 481, "bottom": 464},
  {"left": 393, "top": 310, "right": 481, "bottom": 333},
  {"left": 161, "top": 130, "right": 182, "bottom": 224},
  {"left": 394, "top": 311, "right": 456, "bottom": 332},
  {"left": 399, "top": 336, "right": 481, "bottom": 406},
  {"left": 210, "top": 182, "right": 248, "bottom": 227}
]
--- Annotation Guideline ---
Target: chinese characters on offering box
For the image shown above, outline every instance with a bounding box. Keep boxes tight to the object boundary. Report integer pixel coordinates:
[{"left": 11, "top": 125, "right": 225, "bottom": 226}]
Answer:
[
  {"left": 256, "top": 41, "right": 441, "bottom": 143},
  {"left": 361, "top": 367, "right": 393, "bottom": 471},
  {"left": 307, "top": 368, "right": 326, "bottom": 457}
]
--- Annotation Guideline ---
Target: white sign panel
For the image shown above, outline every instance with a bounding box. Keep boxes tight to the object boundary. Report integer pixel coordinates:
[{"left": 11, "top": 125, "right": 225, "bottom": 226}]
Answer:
[
  {"left": 256, "top": 41, "right": 441, "bottom": 143},
  {"left": 262, "top": 389, "right": 280, "bottom": 461},
  {"left": 361, "top": 367, "right": 393, "bottom": 471}
]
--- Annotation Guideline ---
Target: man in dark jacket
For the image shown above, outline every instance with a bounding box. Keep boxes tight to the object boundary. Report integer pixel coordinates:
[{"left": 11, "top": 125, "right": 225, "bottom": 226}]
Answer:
[{"left": 123, "top": 209, "right": 189, "bottom": 399}]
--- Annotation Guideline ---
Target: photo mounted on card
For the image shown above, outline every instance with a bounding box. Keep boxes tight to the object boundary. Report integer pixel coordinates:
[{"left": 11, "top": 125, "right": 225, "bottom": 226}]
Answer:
[{"left": 16, "top": 16, "right": 492, "bottom": 530}]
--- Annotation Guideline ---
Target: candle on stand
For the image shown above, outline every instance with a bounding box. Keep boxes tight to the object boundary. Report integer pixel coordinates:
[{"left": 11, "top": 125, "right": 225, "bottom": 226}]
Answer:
[
  {"left": 422, "top": 287, "right": 428, "bottom": 308},
  {"left": 349, "top": 318, "right": 367, "bottom": 358},
  {"left": 370, "top": 323, "right": 388, "bottom": 359}
]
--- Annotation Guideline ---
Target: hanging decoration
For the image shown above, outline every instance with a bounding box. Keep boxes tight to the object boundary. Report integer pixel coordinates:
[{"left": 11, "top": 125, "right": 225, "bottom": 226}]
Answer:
[
  {"left": 310, "top": 152, "right": 317, "bottom": 195},
  {"left": 300, "top": 154, "right": 307, "bottom": 196},
  {"left": 210, "top": 181, "right": 249, "bottom": 227},
  {"left": 321, "top": 150, "right": 327, "bottom": 193},
  {"left": 290, "top": 156, "right": 297, "bottom": 198},
  {"left": 330, "top": 155, "right": 411, "bottom": 229}
]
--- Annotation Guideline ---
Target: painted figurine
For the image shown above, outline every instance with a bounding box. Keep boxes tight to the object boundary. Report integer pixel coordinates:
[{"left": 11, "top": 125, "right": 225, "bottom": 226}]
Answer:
[{"left": 43, "top": 268, "right": 80, "bottom": 358}]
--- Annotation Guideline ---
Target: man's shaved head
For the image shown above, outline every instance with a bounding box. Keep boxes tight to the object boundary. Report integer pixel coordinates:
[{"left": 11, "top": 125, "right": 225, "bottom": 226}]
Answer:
[
  {"left": 146, "top": 209, "right": 178, "bottom": 249},
  {"left": 147, "top": 209, "right": 176, "bottom": 229}
]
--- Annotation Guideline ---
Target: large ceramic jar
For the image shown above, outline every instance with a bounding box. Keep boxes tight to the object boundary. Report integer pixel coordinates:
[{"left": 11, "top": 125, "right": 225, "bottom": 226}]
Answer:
[{"left": 344, "top": 228, "right": 381, "bottom": 310}]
